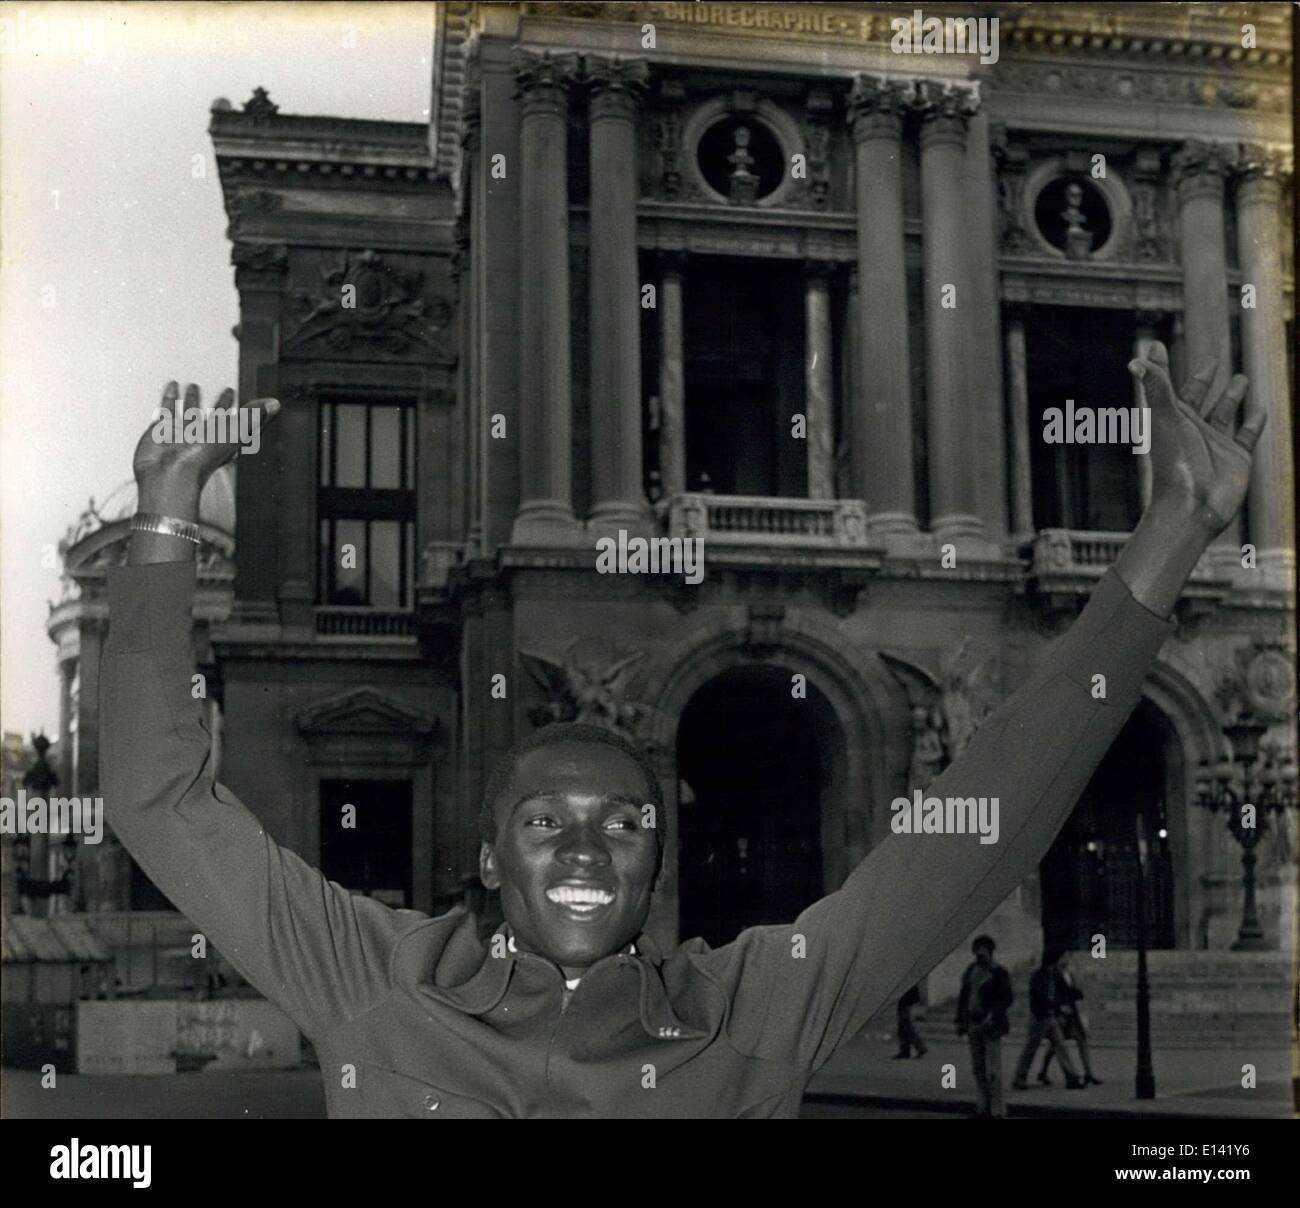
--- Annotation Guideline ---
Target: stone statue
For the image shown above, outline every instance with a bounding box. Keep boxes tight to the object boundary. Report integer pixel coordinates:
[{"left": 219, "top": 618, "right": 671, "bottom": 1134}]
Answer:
[
  {"left": 520, "top": 640, "right": 650, "bottom": 740},
  {"left": 1062, "top": 181, "right": 1093, "bottom": 259}
]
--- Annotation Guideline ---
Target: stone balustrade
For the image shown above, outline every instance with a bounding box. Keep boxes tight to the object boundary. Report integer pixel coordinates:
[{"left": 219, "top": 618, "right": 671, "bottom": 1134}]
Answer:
[
  {"left": 667, "top": 493, "right": 870, "bottom": 548},
  {"left": 315, "top": 607, "right": 415, "bottom": 639}
]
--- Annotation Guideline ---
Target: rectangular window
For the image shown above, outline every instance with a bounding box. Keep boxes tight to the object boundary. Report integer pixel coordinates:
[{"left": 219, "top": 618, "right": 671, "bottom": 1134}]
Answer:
[
  {"left": 318, "top": 778, "right": 413, "bottom": 908},
  {"left": 316, "top": 398, "right": 417, "bottom": 606}
]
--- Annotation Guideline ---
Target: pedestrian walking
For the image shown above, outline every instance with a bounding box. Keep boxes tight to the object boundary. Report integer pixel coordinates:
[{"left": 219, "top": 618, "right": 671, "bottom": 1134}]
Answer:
[
  {"left": 1037, "top": 951, "right": 1103, "bottom": 1085},
  {"left": 894, "top": 982, "right": 928, "bottom": 1058},
  {"left": 1014, "top": 948, "right": 1085, "bottom": 1090},
  {"left": 955, "top": 935, "right": 1013, "bottom": 1117}
]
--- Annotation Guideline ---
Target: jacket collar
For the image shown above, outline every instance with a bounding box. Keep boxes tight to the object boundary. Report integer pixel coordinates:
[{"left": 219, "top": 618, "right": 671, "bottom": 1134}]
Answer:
[{"left": 393, "top": 912, "right": 708, "bottom": 1041}]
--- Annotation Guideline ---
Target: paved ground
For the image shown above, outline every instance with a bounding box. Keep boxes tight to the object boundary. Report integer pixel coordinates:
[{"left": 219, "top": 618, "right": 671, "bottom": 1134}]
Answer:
[
  {"left": 808, "top": 1032, "right": 1296, "bottom": 1119},
  {"left": 3, "top": 1034, "right": 1292, "bottom": 1120}
]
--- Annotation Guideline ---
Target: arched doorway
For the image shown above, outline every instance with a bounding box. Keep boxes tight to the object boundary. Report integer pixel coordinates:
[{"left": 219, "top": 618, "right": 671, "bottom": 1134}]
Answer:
[
  {"left": 675, "top": 665, "right": 842, "bottom": 946},
  {"left": 1039, "top": 700, "right": 1178, "bottom": 951}
]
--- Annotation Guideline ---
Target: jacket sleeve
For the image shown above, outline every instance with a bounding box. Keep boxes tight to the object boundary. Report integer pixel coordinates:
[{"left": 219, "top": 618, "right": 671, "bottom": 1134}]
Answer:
[
  {"left": 99, "top": 561, "right": 418, "bottom": 1037},
  {"left": 691, "top": 568, "right": 1174, "bottom": 1073}
]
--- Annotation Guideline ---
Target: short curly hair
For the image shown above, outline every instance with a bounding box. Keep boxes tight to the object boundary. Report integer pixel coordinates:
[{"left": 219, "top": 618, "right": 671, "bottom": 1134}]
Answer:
[{"left": 479, "top": 722, "right": 664, "bottom": 849}]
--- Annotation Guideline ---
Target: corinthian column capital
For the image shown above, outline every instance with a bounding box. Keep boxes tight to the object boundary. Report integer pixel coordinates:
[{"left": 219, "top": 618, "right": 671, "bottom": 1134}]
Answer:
[
  {"left": 1233, "top": 142, "right": 1292, "bottom": 207},
  {"left": 847, "top": 74, "right": 912, "bottom": 141},
  {"left": 512, "top": 48, "right": 581, "bottom": 112},
  {"left": 584, "top": 54, "right": 649, "bottom": 104},
  {"left": 912, "top": 79, "right": 981, "bottom": 149},
  {"left": 1171, "top": 139, "right": 1229, "bottom": 204}
]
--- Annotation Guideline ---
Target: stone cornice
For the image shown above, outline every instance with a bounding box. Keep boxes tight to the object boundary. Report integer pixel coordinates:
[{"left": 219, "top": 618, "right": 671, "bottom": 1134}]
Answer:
[
  {"left": 513, "top": 2, "right": 1290, "bottom": 64},
  {"left": 211, "top": 94, "right": 439, "bottom": 227}
]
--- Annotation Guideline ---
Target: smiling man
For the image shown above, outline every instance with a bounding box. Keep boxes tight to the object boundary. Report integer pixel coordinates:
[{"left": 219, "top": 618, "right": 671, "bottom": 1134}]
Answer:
[
  {"left": 102, "top": 344, "right": 1266, "bottom": 1117},
  {"left": 479, "top": 725, "right": 663, "bottom": 1003}
]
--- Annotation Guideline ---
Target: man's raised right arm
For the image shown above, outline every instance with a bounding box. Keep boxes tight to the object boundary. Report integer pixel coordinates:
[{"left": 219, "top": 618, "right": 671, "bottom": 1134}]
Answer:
[{"left": 100, "top": 383, "right": 412, "bottom": 1036}]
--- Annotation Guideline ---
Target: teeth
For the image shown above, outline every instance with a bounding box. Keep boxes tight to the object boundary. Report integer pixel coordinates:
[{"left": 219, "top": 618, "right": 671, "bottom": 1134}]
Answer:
[{"left": 546, "top": 886, "right": 614, "bottom": 906}]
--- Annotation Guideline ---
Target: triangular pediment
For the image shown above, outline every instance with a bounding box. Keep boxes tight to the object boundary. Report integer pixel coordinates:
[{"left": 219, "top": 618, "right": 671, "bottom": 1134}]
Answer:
[{"left": 295, "top": 688, "right": 436, "bottom": 738}]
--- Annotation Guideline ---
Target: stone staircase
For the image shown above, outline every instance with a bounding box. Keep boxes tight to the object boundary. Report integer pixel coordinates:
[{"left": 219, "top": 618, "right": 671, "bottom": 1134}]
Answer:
[
  {"left": 1066, "top": 951, "right": 1294, "bottom": 1048},
  {"left": 907, "top": 951, "right": 1296, "bottom": 1050}
]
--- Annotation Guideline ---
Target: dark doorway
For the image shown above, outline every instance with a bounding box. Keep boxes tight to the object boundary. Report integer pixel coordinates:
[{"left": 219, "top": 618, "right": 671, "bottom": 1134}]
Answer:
[
  {"left": 682, "top": 256, "right": 807, "bottom": 498},
  {"left": 676, "top": 665, "right": 832, "bottom": 946},
  {"left": 319, "top": 778, "right": 413, "bottom": 908},
  {"left": 1039, "top": 701, "right": 1176, "bottom": 951},
  {"left": 1025, "top": 306, "right": 1151, "bottom": 532}
]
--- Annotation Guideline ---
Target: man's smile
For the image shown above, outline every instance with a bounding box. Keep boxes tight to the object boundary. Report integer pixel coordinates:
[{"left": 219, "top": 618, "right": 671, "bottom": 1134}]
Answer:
[{"left": 545, "top": 882, "right": 617, "bottom": 915}]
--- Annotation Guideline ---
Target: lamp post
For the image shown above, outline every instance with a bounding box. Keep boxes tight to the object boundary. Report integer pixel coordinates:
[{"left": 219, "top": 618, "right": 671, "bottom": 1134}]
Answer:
[
  {"left": 1194, "top": 714, "right": 1299, "bottom": 951},
  {"left": 1133, "top": 812, "right": 1156, "bottom": 1099}
]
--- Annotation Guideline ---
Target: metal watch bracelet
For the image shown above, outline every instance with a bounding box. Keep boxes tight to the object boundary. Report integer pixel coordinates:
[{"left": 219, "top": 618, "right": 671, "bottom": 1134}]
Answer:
[{"left": 130, "top": 512, "right": 202, "bottom": 545}]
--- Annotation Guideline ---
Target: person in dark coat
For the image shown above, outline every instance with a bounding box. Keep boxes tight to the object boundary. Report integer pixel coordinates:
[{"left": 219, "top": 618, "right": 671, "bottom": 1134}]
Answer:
[
  {"left": 1037, "top": 950, "right": 1102, "bottom": 1085},
  {"left": 1013, "top": 948, "right": 1085, "bottom": 1089},
  {"left": 955, "top": 935, "right": 1013, "bottom": 1117},
  {"left": 894, "top": 982, "right": 928, "bottom": 1058}
]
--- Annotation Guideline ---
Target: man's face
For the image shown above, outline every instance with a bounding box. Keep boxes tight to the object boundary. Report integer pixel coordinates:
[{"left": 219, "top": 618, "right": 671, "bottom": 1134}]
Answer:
[
  {"left": 974, "top": 945, "right": 993, "bottom": 967},
  {"left": 480, "top": 741, "right": 660, "bottom": 978}
]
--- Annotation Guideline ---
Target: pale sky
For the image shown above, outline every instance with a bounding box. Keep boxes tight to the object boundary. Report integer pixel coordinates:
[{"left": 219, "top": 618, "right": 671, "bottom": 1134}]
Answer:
[{"left": 1, "top": 0, "right": 437, "bottom": 741}]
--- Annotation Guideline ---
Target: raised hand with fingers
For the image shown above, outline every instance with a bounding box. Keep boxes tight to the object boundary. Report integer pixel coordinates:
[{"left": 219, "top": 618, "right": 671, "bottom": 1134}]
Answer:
[
  {"left": 1127, "top": 341, "right": 1265, "bottom": 539},
  {"left": 134, "top": 381, "right": 280, "bottom": 500},
  {"left": 128, "top": 381, "right": 280, "bottom": 565},
  {"left": 1117, "top": 340, "right": 1267, "bottom": 618}
]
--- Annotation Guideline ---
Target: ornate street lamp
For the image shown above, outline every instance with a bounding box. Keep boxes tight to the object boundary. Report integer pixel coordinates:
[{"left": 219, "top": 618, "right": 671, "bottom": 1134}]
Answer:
[
  {"left": 1194, "top": 714, "right": 1299, "bottom": 951},
  {"left": 1133, "top": 813, "right": 1155, "bottom": 1099}
]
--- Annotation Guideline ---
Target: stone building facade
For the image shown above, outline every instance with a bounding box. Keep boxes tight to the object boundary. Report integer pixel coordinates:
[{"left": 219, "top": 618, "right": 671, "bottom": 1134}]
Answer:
[{"left": 50, "top": 4, "right": 1295, "bottom": 1005}]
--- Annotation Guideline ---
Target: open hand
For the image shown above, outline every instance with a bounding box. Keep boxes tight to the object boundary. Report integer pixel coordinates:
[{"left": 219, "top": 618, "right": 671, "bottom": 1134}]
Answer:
[
  {"left": 1129, "top": 341, "right": 1266, "bottom": 538},
  {"left": 133, "top": 381, "right": 280, "bottom": 503}
]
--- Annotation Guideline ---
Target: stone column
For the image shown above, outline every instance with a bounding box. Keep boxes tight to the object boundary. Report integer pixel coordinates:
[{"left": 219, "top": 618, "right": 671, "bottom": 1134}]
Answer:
[
  {"left": 804, "top": 259, "right": 835, "bottom": 500},
  {"left": 460, "top": 83, "right": 484, "bottom": 555},
  {"left": 658, "top": 251, "right": 687, "bottom": 500},
  {"left": 1172, "top": 141, "right": 1234, "bottom": 401},
  {"left": 75, "top": 620, "right": 102, "bottom": 798},
  {"left": 230, "top": 242, "right": 287, "bottom": 621},
  {"left": 587, "top": 56, "right": 651, "bottom": 534},
  {"left": 278, "top": 380, "right": 316, "bottom": 633},
  {"left": 916, "top": 79, "right": 984, "bottom": 543},
  {"left": 512, "top": 50, "right": 580, "bottom": 544},
  {"left": 847, "top": 75, "right": 916, "bottom": 535},
  {"left": 965, "top": 109, "right": 1007, "bottom": 541},
  {"left": 1172, "top": 140, "right": 1237, "bottom": 550},
  {"left": 1004, "top": 303, "right": 1035, "bottom": 544},
  {"left": 1133, "top": 312, "right": 1162, "bottom": 512},
  {"left": 1234, "top": 145, "right": 1294, "bottom": 566}
]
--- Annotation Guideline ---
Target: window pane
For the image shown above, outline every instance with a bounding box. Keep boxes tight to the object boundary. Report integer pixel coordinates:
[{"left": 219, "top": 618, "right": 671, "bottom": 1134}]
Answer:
[
  {"left": 404, "top": 521, "right": 415, "bottom": 607},
  {"left": 404, "top": 407, "right": 415, "bottom": 488},
  {"left": 335, "top": 404, "right": 366, "bottom": 488},
  {"left": 318, "top": 519, "right": 330, "bottom": 602},
  {"left": 371, "top": 406, "right": 402, "bottom": 489},
  {"left": 318, "top": 404, "right": 332, "bottom": 488},
  {"left": 335, "top": 519, "right": 367, "bottom": 604},
  {"left": 371, "top": 521, "right": 401, "bottom": 608}
]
